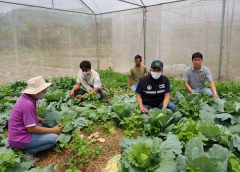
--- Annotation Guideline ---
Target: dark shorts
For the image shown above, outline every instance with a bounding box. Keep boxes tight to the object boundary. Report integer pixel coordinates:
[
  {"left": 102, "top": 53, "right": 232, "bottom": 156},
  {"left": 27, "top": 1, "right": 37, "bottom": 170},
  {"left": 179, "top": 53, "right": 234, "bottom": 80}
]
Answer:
[{"left": 74, "top": 88, "right": 88, "bottom": 97}]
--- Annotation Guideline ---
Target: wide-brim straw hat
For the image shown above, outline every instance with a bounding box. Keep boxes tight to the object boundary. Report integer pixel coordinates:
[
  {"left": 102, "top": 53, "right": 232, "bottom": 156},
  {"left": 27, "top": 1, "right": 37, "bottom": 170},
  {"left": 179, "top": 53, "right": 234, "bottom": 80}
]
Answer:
[{"left": 22, "top": 76, "right": 52, "bottom": 95}]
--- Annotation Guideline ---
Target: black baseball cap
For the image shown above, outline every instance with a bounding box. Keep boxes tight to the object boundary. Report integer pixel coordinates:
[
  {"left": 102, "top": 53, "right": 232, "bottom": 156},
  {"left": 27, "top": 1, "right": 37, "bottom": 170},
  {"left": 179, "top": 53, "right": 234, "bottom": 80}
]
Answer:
[{"left": 151, "top": 60, "right": 164, "bottom": 69}]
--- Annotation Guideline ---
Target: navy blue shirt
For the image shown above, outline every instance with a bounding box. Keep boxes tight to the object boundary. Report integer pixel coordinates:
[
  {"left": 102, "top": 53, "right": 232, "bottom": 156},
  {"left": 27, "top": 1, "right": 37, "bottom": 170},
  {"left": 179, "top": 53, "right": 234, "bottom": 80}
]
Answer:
[{"left": 136, "top": 74, "right": 170, "bottom": 107}]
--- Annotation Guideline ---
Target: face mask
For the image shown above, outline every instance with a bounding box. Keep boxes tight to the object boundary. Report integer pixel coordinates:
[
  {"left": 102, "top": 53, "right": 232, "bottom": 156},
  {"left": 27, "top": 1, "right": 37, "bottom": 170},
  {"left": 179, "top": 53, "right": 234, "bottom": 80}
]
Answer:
[
  {"left": 83, "top": 71, "right": 91, "bottom": 78},
  {"left": 151, "top": 71, "right": 162, "bottom": 80},
  {"left": 36, "top": 92, "right": 45, "bottom": 100}
]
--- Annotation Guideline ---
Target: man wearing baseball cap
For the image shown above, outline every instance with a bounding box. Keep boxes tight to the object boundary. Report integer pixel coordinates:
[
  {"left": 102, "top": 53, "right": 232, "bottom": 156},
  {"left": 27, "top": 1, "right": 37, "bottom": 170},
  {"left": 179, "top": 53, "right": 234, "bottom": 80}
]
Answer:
[
  {"left": 135, "top": 60, "right": 175, "bottom": 113},
  {"left": 8, "top": 76, "right": 62, "bottom": 160}
]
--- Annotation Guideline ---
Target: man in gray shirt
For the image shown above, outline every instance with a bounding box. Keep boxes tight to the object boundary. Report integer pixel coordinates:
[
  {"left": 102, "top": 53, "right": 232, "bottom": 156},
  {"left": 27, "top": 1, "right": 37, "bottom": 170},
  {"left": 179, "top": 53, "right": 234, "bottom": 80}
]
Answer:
[{"left": 183, "top": 52, "right": 219, "bottom": 98}]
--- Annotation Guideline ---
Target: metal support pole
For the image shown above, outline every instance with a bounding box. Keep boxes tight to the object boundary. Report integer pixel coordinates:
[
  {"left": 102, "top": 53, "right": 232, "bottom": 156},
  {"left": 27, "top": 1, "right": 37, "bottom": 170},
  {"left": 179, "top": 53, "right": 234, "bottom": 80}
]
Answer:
[
  {"left": 218, "top": 0, "right": 226, "bottom": 80},
  {"left": 52, "top": 0, "right": 54, "bottom": 8},
  {"left": 95, "top": 15, "right": 100, "bottom": 70},
  {"left": 143, "top": 7, "right": 147, "bottom": 65}
]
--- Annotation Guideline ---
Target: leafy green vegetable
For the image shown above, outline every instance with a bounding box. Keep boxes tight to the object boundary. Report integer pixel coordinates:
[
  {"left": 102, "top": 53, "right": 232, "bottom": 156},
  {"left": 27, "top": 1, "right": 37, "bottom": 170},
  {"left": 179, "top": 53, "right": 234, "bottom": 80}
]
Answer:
[
  {"left": 120, "top": 134, "right": 181, "bottom": 172},
  {"left": 112, "top": 102, "right": 131, "bottom": 119},
  {"left": 62, "top": 123, "right": 74, "bottom": 133},
  {"left": 196, "top": 121, "right": 222, "bottom": 139},
  {"left": 187, "top": 156, "right": 217, "bottom": 172},
  {"left": 172, "top": 118, "right": 198, "bottom": 143},
  {"left": 57, "top": 133, "right": 71, "bottom": 148},
  {"left": 185, "top": 137, "right": 206, "bottom": 163},
  {"left": 228, "top": 157, "right": 240, "bottom": 172},
  {"left": 45, "top": 89, "right": 65, "bottom": 102},
  {"left": 143, "top": 108, "right": 174, "bottom": 135},
  {"left": 0, "top": 147, "right": 18, "bottom": 171},
  {"left": 42, "top": 112, "right": 58, "bottom": 128}
]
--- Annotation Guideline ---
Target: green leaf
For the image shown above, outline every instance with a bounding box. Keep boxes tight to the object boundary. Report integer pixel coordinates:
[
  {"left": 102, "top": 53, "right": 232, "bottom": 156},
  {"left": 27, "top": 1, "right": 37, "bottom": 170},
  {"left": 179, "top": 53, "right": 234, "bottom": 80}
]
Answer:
[
  {"left": 20, "top": 160, "right": 36, "bottom": 170},
  {"left": 208, "top": 144, "right": 230, "bottom": 172},
  {"left": 159, "top": 133, "right": 182, "bottom": 154},
  {"left": 228, "top": 157, "right": 240, "bottom": 172},
  {"left": 188, "top": 156, "right": 217, "bottom": 172},
  {"left": 28, "top": 165, "right": 54, "bottom": 172},
  {"left": 229, "top": 124, "right": 240, "bottom": 134},
  {"left": 42, "top": 112, "right": 58, "bottom": 128},
  {"left": 185, "top": 137, "right": 206, "bottom": 162},
  {"left": 155, "top": 152, "right": 177, "bottom": 172},
  {"left": 224, "top": 101, "right": 236, "bottom": 113},
  {"left": 57, "top": 133, "right": 71, "bottom": 145},
  {"left": 235, "top": 103, "right": 240, "bottom": 112},
  {"left": 199, "top": 104, "right": 216, "bottom": 123},
  {"left": 120, "top": 137, "right": 162, "bottom": 171},
  {"left": 231, "top": 134, "right": 240, "bottom": 151},
  {"left": 72, "top": 117, "right": 89, "bottom": 129},
  {"left": 45, "top": 89, "right": 65, "bottom": 102},
  {"left": 148, "top": 108, "right": 174, "bottom": 129},
  {"left": 176, "top": 154, "right": 187, "bottom": 172},
  {"left": 0, "top": 147, "right": 18, "bottom": 171},
  {"left": 112, "top": 102, "right": 131, "bottom": 119},
  {"left": 212, "top": 98, "right": 225, "bottom": 112},
  {"left": 62, "top": 122, "right": 74, "bottom": 133},
  {"left": 173, "top": 111, "right": 183, "bottom": 123},
  {"left": 174, "top": 91, "right": 185, "bottom": 103},
  {"left": 215, "top": 113, "right": 237, "bottom": 124},
  {"left": 196, "top": 121, "right": 221, "bottom": 139}
]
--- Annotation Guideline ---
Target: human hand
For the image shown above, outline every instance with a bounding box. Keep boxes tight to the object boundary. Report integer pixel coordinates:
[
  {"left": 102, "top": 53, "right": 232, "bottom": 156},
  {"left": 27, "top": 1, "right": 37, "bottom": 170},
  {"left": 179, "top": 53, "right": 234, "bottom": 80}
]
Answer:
[
  {"left": 140, "top": 107, "right": 148, "bottom": 113},
  {"left": 213, "top": 92, "right": 219, "bottom": 99},
  {"left": 76, "top": 94, "right": 83, "bottom": 99},
  {"left": 127, "top": 86, "right": 131, "bottom": 92},
  {"left": 191, "top": 91, "right": 197, "bottom": 94},
  {"left": 161, "top": 106, "right": 167, "bottom": 111},
  {"left": 69, "top": 90, "right": 75, "bottom": 97},
  {"left": 38, "top": 117, "right": 43, "bottom": 123},
  {"left": 52, "top": 125, "right": 62, "bottom": 134}
]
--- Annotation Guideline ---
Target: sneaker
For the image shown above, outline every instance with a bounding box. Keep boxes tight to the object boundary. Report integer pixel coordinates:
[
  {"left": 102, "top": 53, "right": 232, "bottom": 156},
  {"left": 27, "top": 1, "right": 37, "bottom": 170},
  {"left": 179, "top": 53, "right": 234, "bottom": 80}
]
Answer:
[{"left": 22, "top": 154, "right": 39, "bottom": 161}]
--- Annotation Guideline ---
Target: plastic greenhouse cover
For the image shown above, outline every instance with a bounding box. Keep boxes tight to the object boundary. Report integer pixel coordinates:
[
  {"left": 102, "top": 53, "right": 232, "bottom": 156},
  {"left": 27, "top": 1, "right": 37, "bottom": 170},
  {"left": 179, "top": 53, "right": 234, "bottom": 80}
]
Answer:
[{"left": 1, "top": 0, "right": 184, "bottom": 14}]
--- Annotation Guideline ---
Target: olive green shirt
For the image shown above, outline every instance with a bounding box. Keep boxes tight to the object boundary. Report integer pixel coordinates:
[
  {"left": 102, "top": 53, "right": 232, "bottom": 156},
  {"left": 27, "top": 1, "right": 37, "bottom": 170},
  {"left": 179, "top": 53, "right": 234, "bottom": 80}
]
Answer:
[{"left": 129, "top": 65, "right": 148, "bottom": 85}]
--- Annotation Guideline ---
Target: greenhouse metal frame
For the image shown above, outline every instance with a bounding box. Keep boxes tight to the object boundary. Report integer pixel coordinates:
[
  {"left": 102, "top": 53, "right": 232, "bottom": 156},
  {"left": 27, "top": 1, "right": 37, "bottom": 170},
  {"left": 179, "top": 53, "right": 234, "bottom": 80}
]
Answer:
[{"left": 0, "top": 0, "right": 239, "bottom": 83}]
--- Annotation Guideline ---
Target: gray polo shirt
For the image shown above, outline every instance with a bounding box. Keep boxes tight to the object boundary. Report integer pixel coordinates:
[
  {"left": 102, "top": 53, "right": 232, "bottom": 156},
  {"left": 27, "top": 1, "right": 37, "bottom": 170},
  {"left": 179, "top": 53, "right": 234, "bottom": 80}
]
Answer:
[{"left": 183, "top": 65, "right": 213, "bottom": 89}]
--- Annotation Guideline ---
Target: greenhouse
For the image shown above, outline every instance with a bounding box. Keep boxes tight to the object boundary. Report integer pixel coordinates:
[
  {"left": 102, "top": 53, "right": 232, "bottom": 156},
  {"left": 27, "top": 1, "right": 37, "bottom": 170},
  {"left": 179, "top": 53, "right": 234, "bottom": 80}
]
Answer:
[{"left": 0, "top": 0, "right": 240, "bottom": 172}]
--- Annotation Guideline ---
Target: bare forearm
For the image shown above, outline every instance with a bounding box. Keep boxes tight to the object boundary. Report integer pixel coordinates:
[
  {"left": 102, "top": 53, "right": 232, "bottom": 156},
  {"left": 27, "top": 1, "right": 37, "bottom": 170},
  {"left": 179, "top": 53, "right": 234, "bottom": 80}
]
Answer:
[
  {"left": 72, "top": 83, "right": 81, "bottom": 92},
  {"left": 210, "top": 81, "right": 218, "bottom": 97},
  {"left": 184, "top": 81, "right": 193, "bottom": 93},
  {"left": 136, "top": 94, "right": 144, "bottom": 109},
  {"left": 128, "top": 77, "right": 132, "bottom": 88},
  {"left": 27, "top": 125, "right": 55, "bottom": 134},
  {"left": 210, "top": 82, "right": 217, "bottom": 93},
  {"left": 163, "top": 93, "right": 170, "bottom": 108},
  {"left": 93, "top": 87, "right": 100, "bottom": 93}
]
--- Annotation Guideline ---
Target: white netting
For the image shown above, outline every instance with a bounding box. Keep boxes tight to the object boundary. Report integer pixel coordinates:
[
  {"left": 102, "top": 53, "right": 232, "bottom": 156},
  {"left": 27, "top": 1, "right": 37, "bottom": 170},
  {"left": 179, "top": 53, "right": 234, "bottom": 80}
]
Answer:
[{"left": 0, "top": 0, "right": 239, "bottom": 83}]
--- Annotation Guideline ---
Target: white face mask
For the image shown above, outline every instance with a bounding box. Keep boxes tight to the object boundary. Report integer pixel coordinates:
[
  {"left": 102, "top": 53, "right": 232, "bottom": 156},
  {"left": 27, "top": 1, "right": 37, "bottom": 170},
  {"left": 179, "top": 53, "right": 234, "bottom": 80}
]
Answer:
[
  {"left": 151, "top": 71, "right": 162, "bottom": 80},
  {"left": 36, "top": 92, "right": 45, "bottom": 100},
  {"left": 83, "top": 71, "right": 91, "bottom": 78}
]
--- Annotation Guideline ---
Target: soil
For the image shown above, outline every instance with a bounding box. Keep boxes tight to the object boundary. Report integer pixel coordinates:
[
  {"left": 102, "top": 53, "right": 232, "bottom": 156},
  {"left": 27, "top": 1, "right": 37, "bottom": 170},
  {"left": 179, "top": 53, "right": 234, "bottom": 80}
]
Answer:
[{"left": 34, "top": 126, "right": 123, "bottom": 172}]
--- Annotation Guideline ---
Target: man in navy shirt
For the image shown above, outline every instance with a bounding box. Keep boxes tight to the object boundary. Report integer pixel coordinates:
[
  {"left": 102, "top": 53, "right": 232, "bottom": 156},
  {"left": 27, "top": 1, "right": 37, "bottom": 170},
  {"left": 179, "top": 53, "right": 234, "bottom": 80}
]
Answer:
[{"left": 136, "top": 60, "right": 176, "bottom": 113}]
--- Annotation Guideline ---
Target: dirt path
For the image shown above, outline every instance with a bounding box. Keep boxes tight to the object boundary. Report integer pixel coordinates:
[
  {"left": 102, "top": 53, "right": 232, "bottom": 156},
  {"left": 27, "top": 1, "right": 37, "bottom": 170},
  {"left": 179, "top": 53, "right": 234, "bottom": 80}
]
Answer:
[{"left": 35, "top": 127, "right": 123, "bottom": 172}]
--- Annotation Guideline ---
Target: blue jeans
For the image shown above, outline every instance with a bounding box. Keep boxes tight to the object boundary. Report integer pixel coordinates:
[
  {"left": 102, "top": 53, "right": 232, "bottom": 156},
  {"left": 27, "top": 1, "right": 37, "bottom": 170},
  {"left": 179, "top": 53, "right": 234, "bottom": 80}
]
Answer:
[
  {"left": 23, "top": 133, "right": 59, "bottom": 155},
  {"left": 193, "top": 87, "right": 213, "bottom": 97},
  {"left": 144, "top": 102, "right": 176, "bottom": 112},
  {"left": 131, "top": 85, "right": 137, "bottom": 92}
]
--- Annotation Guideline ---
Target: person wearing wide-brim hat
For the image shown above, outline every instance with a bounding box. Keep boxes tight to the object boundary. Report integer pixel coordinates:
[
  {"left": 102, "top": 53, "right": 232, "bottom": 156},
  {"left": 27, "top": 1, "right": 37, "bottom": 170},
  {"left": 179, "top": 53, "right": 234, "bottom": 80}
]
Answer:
[
  {"left": 135, "top": 60, "right": 176, "bottom": 113},
  {"left": 8, "top": 76, "right": 62, "bottom": 160}
]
